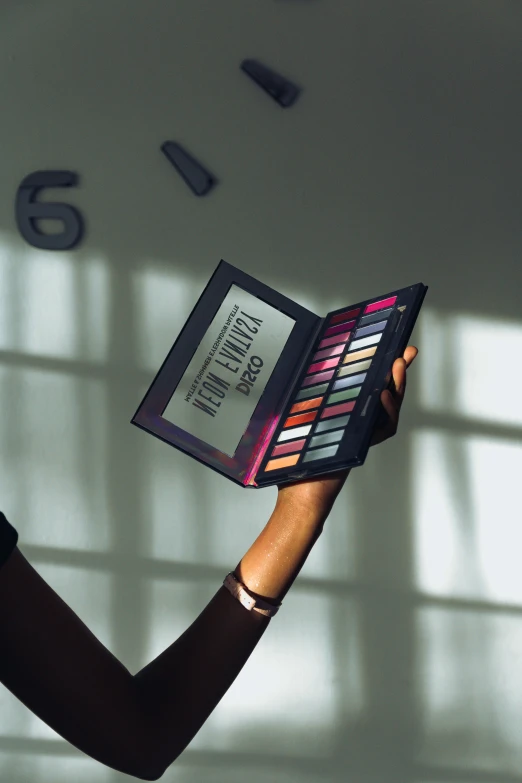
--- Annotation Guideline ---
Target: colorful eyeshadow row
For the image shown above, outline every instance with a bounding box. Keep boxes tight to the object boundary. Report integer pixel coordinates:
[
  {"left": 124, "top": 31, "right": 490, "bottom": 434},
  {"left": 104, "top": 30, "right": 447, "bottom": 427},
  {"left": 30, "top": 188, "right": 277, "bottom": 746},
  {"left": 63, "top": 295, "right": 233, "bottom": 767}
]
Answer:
[{"left": 263, "top": 297, "right": 397, "bottom": 472}]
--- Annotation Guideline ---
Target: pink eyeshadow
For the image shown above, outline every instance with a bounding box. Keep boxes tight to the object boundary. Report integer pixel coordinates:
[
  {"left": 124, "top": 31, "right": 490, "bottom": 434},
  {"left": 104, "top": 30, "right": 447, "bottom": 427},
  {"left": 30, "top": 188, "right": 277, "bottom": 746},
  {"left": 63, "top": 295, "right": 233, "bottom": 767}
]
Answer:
[
  {"left": 271, "top": 439, "right": 306, "bottom": 457},
  {"left": 329, "top": 307, "right": 360, "bottom": 325},
  {"left": 318, "top": 331, "right": 351, "bottom": 349},
  {"left": 320, "top": 400, "right": 356, "bottom": 418},
  {"left": 307, "top": 356, "right": 340, "bottom": 374},
  {"left": 301, "top": 369, "right": 335, "bottom": 387},
  {"left": 312, "top": 344, "right": 344, "bottom": 362},
  {"left": 323, "top": 319, "right": 357, "bottom": 338},
  {"left": 364, "top": 295, "right": 397, "bottom": 314}
]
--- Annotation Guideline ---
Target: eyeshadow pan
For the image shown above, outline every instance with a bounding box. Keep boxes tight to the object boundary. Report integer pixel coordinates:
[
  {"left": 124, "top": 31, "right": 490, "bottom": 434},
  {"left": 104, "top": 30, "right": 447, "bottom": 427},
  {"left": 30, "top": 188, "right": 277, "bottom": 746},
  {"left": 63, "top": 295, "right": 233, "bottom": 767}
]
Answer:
[
  {"left": 329, "top": 307, "right": 360, "bottom": 325},
  {"left": 137, "top": 254, "right": 428, "bottom": 492},
  {"left": 295, "top": 382, "right": 329, "bottom": 401},
  {"left": 271, "top": 439, "right": 306, "bottom": 457},
  {"left": 343, "top": 346, "right": 377, "bottom": 364},
  {"left": 277, "top": 424, "right": 312, "bottom": 442},
  {"left": 284, "top": 410, "right": 318, "bottom": 428},
  {"left": 318, "top": 331, "right": 351, "bottom": 349},
  {"left": 307, "top": 356, "right": 341, "bottom": 374},
  {"left": 312, "top": 344, "right": 345, "bottom": 362},
  {"left": 301, "top": 369, "right": 335, "bottom": 387},
  {"left": 346, "top": 333, "right": 382, "bottom": 352},
  {"left": 302, "top": 444, "right": 339, "bottom": 462},
  {"left": 289, "top": 396, "right": 323, "bottom": 414},
  {"left": 257, "top": 282, "right": 425, "bottom": 484},
  {"left": 309, "top": 430, "right": 344, "bottom": 448},
  {"left": 353, "top": 320, "right": 387, "bottom": 339},
  {"left": 364, "top": 295, "right": 397, "bottom": 314},
  {"left": 321, "top": 401, "right": 356, "bottom": 418},
  {"left": 332, "top": 372, "right": 367, "bottom": 391},
  {"left": 315, "top": 414, "right": 350, "bottom": 432},
  {"left": 265, "top": 453, "right": 300, "bottom": 472},
  {"left": 323, "top": 319, "right": 357, "bottom": 338},
  {"left": 327, "top": 386, "right": 361, "bottom": 404},
  {"left": 337, "top": 359, "right": 372, "bottom": 377},
  {"left": 359, "top": 307, "right": 393, "bottom": 326}
]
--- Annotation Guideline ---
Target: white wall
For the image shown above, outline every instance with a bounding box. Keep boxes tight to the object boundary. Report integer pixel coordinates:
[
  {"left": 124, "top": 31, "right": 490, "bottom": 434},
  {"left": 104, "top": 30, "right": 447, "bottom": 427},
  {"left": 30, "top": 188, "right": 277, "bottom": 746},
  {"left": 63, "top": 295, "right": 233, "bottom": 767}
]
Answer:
[{"left": 1, "top": 1, "right": 522, "bottom": 781}]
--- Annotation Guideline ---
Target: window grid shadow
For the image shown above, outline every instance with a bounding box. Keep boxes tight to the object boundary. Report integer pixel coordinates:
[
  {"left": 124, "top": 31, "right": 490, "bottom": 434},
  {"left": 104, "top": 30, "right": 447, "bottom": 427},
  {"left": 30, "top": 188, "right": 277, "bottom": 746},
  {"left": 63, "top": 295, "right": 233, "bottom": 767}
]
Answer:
[{"left": 1, "top": 337, "right": 521, "bottom": 781}]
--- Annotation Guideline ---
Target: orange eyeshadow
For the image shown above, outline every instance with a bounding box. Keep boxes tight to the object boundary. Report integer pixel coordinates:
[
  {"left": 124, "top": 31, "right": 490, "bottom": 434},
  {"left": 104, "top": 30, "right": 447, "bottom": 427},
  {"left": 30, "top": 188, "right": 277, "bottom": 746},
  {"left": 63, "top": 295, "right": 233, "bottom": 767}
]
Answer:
[
  {"left": 283, "top": 410, "right": 318, "bottom": 428},
  {"left": 289, "top": 396, "right": 323, "bottom": 414},
  {"left": 264, "top": 453, "right": 300, "bottom": 471}
]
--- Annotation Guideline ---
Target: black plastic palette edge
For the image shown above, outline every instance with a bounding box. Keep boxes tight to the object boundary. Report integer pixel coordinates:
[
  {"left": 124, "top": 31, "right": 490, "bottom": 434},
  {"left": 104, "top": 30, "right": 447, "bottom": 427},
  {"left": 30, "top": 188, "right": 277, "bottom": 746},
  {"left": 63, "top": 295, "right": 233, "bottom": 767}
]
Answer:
[
  {"left": 254, "top": 282, "right": 428, "bottom": 487},
  {"left": 131, "top": 259, "right": 427, "bottom": 489}
]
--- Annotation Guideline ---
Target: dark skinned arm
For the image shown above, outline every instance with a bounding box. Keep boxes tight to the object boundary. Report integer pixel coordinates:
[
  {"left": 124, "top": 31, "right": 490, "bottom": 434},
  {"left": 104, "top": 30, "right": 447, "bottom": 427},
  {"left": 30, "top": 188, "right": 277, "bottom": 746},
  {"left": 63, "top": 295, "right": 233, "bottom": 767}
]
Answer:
[
  {"left": 0, "top": 348, "right": 417, "bottom": 780},
  {"left": 0, "top": 496, "right": 326, "bottom": 780}
]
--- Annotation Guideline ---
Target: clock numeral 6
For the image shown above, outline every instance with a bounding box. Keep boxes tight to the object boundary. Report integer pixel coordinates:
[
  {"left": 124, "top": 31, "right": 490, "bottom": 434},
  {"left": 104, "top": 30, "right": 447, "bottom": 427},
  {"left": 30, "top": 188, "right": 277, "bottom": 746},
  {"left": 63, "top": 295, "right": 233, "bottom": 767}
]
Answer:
[{"left": 15, "top": 170, "right": 84, "bottom": 250}]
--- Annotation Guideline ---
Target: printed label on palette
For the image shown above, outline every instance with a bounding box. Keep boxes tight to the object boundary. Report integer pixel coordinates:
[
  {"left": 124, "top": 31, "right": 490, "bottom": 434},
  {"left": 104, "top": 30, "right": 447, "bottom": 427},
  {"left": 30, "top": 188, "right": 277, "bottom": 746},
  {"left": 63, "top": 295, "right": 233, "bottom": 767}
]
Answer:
[{"left": 162, "top": 285, "right": 295, "bottom": 456}]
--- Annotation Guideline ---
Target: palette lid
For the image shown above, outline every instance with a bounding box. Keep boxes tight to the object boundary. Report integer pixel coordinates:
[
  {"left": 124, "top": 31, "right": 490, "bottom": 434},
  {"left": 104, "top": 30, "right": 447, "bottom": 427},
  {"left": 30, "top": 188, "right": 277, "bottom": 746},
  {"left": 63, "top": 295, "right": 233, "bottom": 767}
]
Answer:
[{"left": 131, "top": 260, "right": 321, "bottom": 486}]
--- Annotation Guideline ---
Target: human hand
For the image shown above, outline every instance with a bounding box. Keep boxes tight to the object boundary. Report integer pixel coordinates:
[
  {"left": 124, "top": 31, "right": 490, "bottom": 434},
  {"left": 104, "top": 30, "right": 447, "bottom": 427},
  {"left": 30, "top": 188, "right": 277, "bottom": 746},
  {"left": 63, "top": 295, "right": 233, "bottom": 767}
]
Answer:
[
  {"left": 368, "top": 344, "right": 418, "bottom": 448},
  {"left": 276, "top": 345, "right": 418, "bottom": 520}
]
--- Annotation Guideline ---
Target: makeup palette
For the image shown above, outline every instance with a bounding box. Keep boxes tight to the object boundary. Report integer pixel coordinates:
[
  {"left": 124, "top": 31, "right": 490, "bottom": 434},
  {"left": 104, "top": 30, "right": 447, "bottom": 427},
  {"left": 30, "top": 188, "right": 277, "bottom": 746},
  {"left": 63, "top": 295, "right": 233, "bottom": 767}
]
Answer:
[{"left": 132, "top": 260, "right": 427, "bottom": 488}]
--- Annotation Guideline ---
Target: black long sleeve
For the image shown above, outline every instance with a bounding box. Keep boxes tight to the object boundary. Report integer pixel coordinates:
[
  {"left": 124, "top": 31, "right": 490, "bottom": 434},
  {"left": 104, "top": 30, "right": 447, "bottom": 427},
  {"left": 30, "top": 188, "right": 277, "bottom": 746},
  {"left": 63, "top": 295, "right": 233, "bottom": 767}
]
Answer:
[{"left": 0, "top": 512, "right": 18, "bottom": 570}]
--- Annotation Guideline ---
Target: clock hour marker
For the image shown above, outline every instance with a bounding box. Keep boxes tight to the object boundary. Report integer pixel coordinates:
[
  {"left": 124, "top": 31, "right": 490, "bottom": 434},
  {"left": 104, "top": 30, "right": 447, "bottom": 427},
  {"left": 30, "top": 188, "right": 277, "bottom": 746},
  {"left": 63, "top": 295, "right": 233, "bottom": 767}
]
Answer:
[
  {"left": 240, "top": 59, "right": 301, "bottom": 107},
  {"left": 15, "top": 170, "right": 84, "bottom": 250},
  {"left": 161, "top": 141, "right": 217, "bottom": 196}
]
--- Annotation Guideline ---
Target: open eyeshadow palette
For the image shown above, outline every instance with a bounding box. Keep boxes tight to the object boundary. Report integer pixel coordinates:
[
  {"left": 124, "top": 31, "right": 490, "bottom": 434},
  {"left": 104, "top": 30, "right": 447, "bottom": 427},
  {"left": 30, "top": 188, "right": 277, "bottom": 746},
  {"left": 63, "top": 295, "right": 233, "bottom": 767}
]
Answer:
[{"left": 132, "top": 260, "right": 427, "bottom": 488}]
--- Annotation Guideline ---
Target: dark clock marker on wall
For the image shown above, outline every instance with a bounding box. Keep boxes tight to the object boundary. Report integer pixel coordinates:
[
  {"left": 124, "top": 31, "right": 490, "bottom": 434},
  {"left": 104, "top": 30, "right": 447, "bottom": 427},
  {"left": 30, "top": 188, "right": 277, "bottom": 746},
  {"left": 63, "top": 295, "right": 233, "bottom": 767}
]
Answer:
[
  {"left": 15, "top": 170, "right": 84, "bottom": 250},
  {"left": 13, "top": 57, "right": 305, "bottom": 238},
  {"left": 240, "top": 59, "right": 301, "bottom": 107},
  {"left": 161, "top": 141, "right": 217, "bottom": 196}
]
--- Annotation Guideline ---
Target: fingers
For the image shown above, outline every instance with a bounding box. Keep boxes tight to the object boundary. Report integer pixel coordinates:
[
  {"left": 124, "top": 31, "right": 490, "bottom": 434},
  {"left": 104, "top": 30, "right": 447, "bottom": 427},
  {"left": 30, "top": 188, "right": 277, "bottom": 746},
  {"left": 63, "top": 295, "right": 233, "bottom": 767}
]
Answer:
[
  {"left": 392, "top": 358, "right": 407, "bottom": 403},
  {"left": 403, "top": 345, "right": 418, "bottom": 368},
  {"left": 372, "top": 345, "right": 418, "bottom": 447},
  {"left": 380, "top": 389, "right": 399, "bottom": 434},
  {"left": 392, "top": 345, "right": 418, "bottom": 409}
]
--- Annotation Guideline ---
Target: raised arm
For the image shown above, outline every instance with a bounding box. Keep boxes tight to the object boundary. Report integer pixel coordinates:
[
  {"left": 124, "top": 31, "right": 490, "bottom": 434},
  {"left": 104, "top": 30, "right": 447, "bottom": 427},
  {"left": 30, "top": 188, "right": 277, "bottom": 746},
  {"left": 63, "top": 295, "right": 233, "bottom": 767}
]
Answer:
[
  {"left": 137, "top": 347, "right": 417, "bottom": 776},
  {"left": 0, "top": 348, "right": 416, "bottom": 781},
  {"left": 0, "top": 488, "right": 333, "bottom": 780}
]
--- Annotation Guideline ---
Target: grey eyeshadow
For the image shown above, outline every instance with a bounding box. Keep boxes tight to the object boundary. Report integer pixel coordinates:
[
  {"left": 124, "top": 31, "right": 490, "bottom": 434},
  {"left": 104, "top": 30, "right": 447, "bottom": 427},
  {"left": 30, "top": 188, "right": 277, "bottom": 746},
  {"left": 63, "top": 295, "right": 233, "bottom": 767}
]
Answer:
[
  {"left": 353, "top": 320, "right": 387, "bottom": 339},
  {"left": 295, "top": 382, "right": 329, "bottom": 401},
  {"left": 332, "top": 372, "right": 367, "bottom": 391},
  {"left": 302, "top": 444, "right": 339, "bottom": 462},
  {"left": 309, "top": 430, "right": 344, "bottom": 448},
  {"left": 315, "top": 414, "right": 350, "bottom": 433},
  {"left": 358, "top": 307, "right": 393, "bottom": 326}
]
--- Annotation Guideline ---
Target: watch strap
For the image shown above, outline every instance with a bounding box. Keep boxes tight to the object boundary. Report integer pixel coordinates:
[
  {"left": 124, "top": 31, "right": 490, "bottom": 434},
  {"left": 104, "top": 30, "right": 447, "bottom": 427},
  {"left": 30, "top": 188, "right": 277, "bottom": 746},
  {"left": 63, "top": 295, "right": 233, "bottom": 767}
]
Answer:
[{"left": 223, "top": 572, "right": 281, "bottom": 617}]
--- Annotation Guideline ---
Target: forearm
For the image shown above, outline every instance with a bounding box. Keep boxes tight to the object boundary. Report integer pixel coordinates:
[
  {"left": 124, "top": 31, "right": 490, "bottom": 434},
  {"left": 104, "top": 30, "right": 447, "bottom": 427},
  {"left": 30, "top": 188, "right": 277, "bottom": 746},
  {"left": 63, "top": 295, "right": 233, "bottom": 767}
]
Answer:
[{"left": 134, "top": 487, "right": 337, "bottom": 777}]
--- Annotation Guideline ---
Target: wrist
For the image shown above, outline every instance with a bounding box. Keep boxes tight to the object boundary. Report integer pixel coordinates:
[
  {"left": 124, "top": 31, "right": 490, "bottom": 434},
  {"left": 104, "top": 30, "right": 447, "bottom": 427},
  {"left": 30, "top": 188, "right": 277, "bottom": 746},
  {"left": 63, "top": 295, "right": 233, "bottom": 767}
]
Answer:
[{"left": 275, "top": 469, "right": 351, "bottom": 527}]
